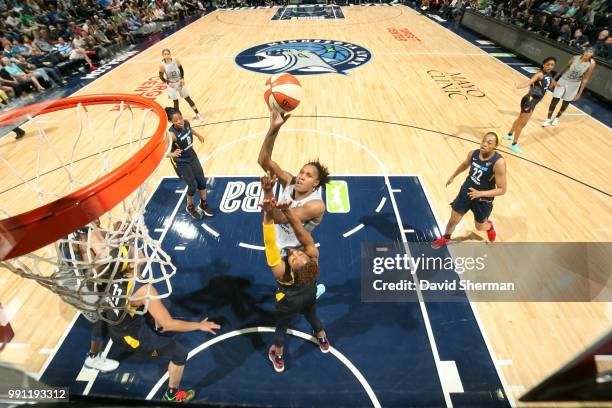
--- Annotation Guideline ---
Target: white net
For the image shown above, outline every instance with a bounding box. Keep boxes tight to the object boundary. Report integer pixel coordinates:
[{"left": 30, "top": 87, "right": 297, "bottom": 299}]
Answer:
[{"left": 0, "top": 97, "right": 175, "bottom": 324}]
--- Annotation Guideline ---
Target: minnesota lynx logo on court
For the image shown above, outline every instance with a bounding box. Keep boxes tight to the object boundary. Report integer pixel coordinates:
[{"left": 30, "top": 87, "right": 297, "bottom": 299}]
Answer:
[
  {"left": 326, "top": 180, "right": 350, "bottom": 213},
  {"left": 235, "top": 39, "right": 372, "bottom": 75}
]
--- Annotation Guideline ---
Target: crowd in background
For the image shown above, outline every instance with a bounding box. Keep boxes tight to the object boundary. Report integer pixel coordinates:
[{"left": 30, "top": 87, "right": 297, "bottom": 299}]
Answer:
[
  {"left": 0, "top": 0, "right": 608, "bottom": 109},
  {"left": 417, "top": 0, "right": 611, "bottom": 59},
  {"left": 0, "top": 0, "right": 208, "bottom": 109}
]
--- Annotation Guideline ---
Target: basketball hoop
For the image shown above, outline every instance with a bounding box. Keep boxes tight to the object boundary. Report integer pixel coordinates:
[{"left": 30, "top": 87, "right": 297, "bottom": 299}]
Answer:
[{"left": 0, "top": 94, "right": 176, "bottom": 324}]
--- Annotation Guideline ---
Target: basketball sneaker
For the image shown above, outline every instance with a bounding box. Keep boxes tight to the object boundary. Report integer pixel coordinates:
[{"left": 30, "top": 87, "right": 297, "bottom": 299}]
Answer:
[
  {"left": 487, "top": 220, "right": 496, "bottom": 242},
  {"left": 84, "top": 354, "right": 119, "bottom": 373},
  {"left": 542, "top": 118, "right": 551, "bottom": 127},
  {"left": 200, "top": 200, "right": 214, "bottom": 217},
  {"left": 268, "top": 345, "right": 285, "bottom": 373},
  {"left": 316, "top": 333, "right": 331, "bottom": 354},
  {"left": 194, "top": 114, "right": 204, "bottom": 122},
  {"left": 502, "top": 133, "right": 513, "bottom": 141},
  {"left": 509, "top": 143, "right": 523, "bottom": 154},
  {"left": 316, "top": 283, "right": 326, "bottom": 299},
  {"left": 431, "top": 236, "right": 449, "bottom": 249},
  {"left": 552, "top": 117, "right": 559, "bottom": 126},
  {"left": 186, "top": 204, "right": 203, "bottom": 220},
  {"left": 14, "top": 127, "right": 25, "bottom": 140},
  {"left": 163, "top": 389, "right": 195, "bottom": 402}
]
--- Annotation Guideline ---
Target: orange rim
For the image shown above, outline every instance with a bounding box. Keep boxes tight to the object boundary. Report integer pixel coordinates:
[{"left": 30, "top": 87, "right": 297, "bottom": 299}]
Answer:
[{"left": 0, "top": 94, "right": 168, "bottom": 261}]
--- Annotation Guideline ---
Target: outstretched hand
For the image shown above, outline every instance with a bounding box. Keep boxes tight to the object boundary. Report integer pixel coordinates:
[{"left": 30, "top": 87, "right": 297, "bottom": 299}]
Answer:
[
  {"left": 275, "top": 200, "right": 293, "bottom": 212},
  {"left": 259, "top": 198, "right": 275, "bottom": 212},
  {"left": 269, "top": 108, "right": 291, "bottom": 131},
  {"left": 200, "top": 317, "right": 220, "bottom": 335},
  {"left": 260, "top": 173, "right": 277, "bottom": 193}
]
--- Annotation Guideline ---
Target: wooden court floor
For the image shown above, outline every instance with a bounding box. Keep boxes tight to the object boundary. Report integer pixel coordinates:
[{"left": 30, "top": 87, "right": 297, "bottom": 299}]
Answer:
[{"left": 1, "top": 6, "right": 611, "bottom": 406}]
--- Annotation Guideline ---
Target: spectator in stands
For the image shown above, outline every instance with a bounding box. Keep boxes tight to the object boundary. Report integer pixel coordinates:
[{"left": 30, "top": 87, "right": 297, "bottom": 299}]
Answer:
[
  {"left": 2, "top": 42, "right": 16, "bottom": 59},
  {"left": 0, "top": 82, "right": 15, "bottom": 102},
  {"left": 533, "top": 14, "right": 548, "bottom": 34},
  {"left": 603, "top": 37, "right": 612, "bottom": 59},
  {"left": 11, "top": 38, "right": 31, "bottom": 57},
  {"left": 82, "top": 19, "right": 92, "bottom": 32},
  {"left": 89, "top": 24, "right": 112, "bottom": 46},
  {"left": 72, "top": 32, "right": 88, "bottom": 50},
  {"left": 593, "top": 29, "right": 609, "bottom": 57},
  {"left": 18, "top": 9, "right": 39, "bottom": 31},
  {"left": 547, "top": 0, "right": 568, "bottom": 15},
  {"left": 0, "top": 64, "right": 23, "bottom": 97},
  {"left": 54, "top": 37, "right": 96, "bottom": 71},
  {"left": 562, "top": 0, "right": 580, "bottom": 18},
  {"left": 97, "top": 0, "right": 113, "bottom": 8},
  {"left": 93, "top": 15, "right": 109, "bottom": 30},
  {"left": 15, "top": 54, "right": 66, "bottom": 86},
  {"left": 45, "top": 4, "right": 61, "bottom": 26},
  {"left": 1, "top": 57, "right": 45, "bottom": 92},
  {"left": 0, "top": 0, "right": 205, "bottom": 100},
  {"left": 5, "top": 11, "right": 22, "bottom": 30},
  {"left": 576, "top": 4, "right": 594, "bottom": 25},
  {"left": 19, "top": 36, "right": 38, "bottom": 56},
  {"left": 49, "top": 23, "right": 67, "bottom": 42},
  {"left": 570, "top": 28, "right": 590, "bottom": 48},
  {"left": 558, "top": 23, "right": 572, "bottom": 43},
  {"left": 547, "top": 16, "right": 563, "bottom": 40},
  {"left": 518, "top": 0, "right": 534, "bottom": 13},
  {"left": 24, "top": 0, "right": 42, "bottom": 16},
  {"left": 31, "top": 29, "right": 53, "bottom": 53}
]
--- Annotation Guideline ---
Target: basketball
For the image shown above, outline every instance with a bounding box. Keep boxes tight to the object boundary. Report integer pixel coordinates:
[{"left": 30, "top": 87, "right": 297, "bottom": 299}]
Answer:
[{"left": 264, "top": 73, "right": 303, "bottom": 113}]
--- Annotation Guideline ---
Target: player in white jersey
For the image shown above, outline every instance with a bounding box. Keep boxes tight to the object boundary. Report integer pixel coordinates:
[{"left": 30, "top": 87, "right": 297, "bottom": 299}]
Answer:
[
  {"left": 543, "top": 48, "right": 596, "bottom": 127},
  {"left": 258, "top": 109, "right": 330, "bottom": 297},
  {"left": 258, "top": 109, "right": 330, "bottom": 254},
  {"left": 158, "top": 49, "right": 203, "bottom": 122}
]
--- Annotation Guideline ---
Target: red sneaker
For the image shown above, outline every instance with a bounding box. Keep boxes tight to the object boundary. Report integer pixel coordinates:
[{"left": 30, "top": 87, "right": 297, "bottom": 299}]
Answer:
[
  {"left": 431, "top": 236, "right": 449, "bottom": 249},
  {"left": 88, "top": 65, "right": 97, "bottom": 71},
  {"left": 163, "top": 388, "right": 195, "bottom": 402},
  {"left": 317, "top": 335, "right": 330, "bottom": 354},
  {"left": 487, "top": 220, "right": 496, "bottom": 242},
  {"left": 268, "top": 345, "right": 284, "bottom": 373}
]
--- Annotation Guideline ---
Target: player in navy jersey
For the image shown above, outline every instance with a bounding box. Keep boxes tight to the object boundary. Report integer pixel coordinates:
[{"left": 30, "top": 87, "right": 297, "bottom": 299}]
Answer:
[
  {"left": 503, "top": 57, "right": 556, "bottom": 155},
  {"left": 100, "top": 246, "right": 220, "bottom": 402},
  {"left": 62, "top": 223, "right": 220, "bottom": 402},
  {"left": 166, "top": 108, "right": 213, "bottom": 219},
  {"left": 432, "top": 132, "right": 507, "bottom": 249}
]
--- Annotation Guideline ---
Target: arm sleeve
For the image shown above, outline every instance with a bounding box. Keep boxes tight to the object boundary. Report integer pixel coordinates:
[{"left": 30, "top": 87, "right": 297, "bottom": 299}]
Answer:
[
  {"left": 262, "top": 224, "right": 281, "bottom": 267},
  {"left": 179, "top": 65, "right": 184, "bottom": 79},
  {"left": 159, "top": 72, "right": 167, "bottom": 83}
]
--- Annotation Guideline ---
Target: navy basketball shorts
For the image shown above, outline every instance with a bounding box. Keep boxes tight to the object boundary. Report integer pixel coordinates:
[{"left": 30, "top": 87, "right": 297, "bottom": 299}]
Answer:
[
  {"left": 520, "top": 94, "right": 542, "bottom": 113},
  {"left": 172, "top": 156, "right": 206, "bottom": 196},
  {"left": 451, "top": 190, "right": 493, "bottom": 224}
]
